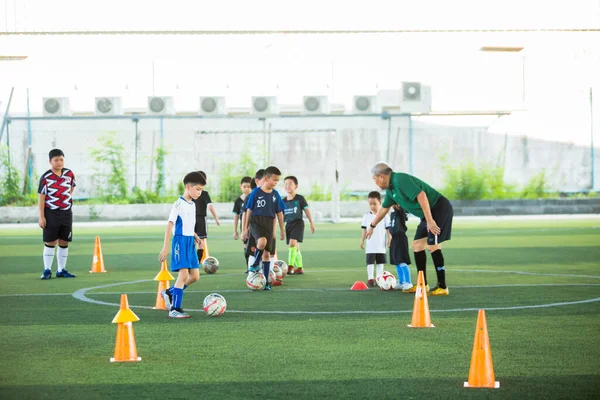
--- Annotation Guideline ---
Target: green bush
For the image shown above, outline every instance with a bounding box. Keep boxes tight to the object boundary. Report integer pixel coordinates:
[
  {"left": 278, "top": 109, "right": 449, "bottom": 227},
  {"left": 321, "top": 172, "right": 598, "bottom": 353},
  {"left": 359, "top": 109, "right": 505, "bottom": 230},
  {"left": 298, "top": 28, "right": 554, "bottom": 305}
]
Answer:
[
  {"left": 520, "top": 171, "right": 550, "bottom": 199},
  {"left": 0, "top": 146, "right": 36, "bottom": 206},
  {"left": 90, "top": 132, "right": 128, "bottom": 202},
  {"left": 306, "top": 181, "right": 332, "bottom": 201},
  {"left": 215, "top": 151, "right": 258, "bottom": 202}
]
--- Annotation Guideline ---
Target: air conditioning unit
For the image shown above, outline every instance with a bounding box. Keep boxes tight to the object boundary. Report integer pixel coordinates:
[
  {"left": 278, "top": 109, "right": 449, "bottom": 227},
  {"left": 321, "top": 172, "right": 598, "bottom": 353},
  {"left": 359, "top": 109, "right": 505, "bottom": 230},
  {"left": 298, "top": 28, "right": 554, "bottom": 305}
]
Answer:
[
  {"left": 400, "top": 82, "right": 432, "bottom": 113},
  {"left": 199, "top": 96, "right": 226, "bottom": 115},
  {"left": 147, "top": 96, "right": 175, "bottom": 115},
  {"left": 43, "top": 97, "right": 71, "bottom": 116},
  {"left": 95, "top": 97, "right": 122, "bottom": 116},
  {"left": 352, "top": 95, "right": 379, "bottom": 114},
  {"left": 251, "top": 96, "right": 278, "bottom": 116},
  {"left": 302, "top": 96, "right": 329, "bottom": 114}
]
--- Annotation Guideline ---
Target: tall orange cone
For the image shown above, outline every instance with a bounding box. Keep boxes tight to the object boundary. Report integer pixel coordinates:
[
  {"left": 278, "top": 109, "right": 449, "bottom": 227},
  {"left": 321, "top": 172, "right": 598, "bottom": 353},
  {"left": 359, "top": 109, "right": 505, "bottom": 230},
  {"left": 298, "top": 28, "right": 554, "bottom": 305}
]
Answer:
[
  {"left": 464, "top": 310, "right": 500, "bottom": 388},
  {"left": 408, "top": 271, "right": 435, "bottom": 328},
  {"left": 90, "top": 236, "right": 107, "bottom": 273},
  {"left": 153, "top": 261, "right": 174, "bottom": 310},
  {"left": 110, "top": 294, "right": 141, "bottom": 362}
]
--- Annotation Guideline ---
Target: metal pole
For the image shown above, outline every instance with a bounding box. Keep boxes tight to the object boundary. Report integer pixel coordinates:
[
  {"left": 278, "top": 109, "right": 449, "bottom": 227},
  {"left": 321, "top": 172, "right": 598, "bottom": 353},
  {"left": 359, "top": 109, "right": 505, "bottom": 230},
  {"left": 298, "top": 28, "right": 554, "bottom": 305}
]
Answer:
[
  {"left": 6, "top": 120, "right": 10, "bottom": 183},
  {"left": 409, "top": 115, "right": 414, "bottom": 175},
  {"left": 591, "top": 87, "right": 595, "bottom": 190},
  {"left": 133, "top": 118, "right": 139, "bottom": 189},
  {"left": 27, "top": 88, "right": 33, "bottom": 192},
  {"left": 160, "top": 117, "right": 165, "bottom": 195},
  {"left": 0, "top": 87, "right": 15, "bottom": 143},
  {"left": 386, "top": 116, "right": 392, "bottom": 162}
]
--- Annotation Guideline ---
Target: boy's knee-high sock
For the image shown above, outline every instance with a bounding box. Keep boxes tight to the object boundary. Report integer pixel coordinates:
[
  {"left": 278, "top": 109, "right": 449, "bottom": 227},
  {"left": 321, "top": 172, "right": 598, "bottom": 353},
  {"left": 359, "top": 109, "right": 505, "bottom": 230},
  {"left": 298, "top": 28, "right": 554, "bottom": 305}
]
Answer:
[
  {"left": 57, "top": 245, "right": 69, "bottom": 272},
  {"left": 262, "top": 261, "right": 271, "bottom": 283},
  {"left": 395, "top": 264, "right": 404, "bottom": 284},
  {"left": 414, "top": 250, "right": 427, "bottom": 285},
  {"left": 401, "top": 263, "right": 412, "bottom": 284},
  {"left": 253, "top": 248, "right": 264, "bottom": 267},
  {"left": 367, "top": 264, "right": 374, "bottom": 280},
  {"left": 197, "top": 249, "right": 204, "bottom": 264},
  {"left": 288, "top": 247, "right": 297, "bottom": 266},
  {"left": 172, "top": 287, "right": 184, "bottom": 310},
  {"left": 431, "top": 250, "right": 447, "bottom": 288},
  {"left": 166, "top": 284, "right": 187, "bottom": 296},
  {"left": 43, "top": 245, "right": 55, "bottom": 271},
  {"left": 244, "top": 250, "right": 249, "bottom": 265},
  {"left": 296, "top": 250, "right": 303, "bottom": 269},
  {"left": 375, "top": 263, "right": 384, "bottom": 279}
]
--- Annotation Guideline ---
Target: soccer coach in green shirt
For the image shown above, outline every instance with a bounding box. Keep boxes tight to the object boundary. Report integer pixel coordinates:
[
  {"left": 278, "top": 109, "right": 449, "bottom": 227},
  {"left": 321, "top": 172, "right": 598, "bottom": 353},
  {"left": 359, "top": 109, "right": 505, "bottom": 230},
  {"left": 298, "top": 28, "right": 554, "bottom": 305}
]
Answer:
[{"left": 366, "top": 162, "right": 453, "bottom": 296}]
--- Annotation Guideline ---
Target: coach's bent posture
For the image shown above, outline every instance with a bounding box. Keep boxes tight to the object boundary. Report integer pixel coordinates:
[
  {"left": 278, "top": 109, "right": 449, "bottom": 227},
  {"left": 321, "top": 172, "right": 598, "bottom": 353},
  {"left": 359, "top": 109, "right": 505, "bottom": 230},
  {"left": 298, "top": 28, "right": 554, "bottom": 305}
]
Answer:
[{"left": 365, "top": 162, "right": 454, "bottom": 296}]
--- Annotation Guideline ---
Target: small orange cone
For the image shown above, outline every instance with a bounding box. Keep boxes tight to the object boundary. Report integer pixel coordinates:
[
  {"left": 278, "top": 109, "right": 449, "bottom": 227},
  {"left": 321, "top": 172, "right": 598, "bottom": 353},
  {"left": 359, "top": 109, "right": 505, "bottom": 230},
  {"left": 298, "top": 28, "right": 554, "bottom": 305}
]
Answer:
[
  {"left": 90, "top": 236, "right": 107, "bottom": 273},
  {"left": 153, "top": 261, "right": 174, "bottom": 310},
  {"left": 110, "top": 294, "right": 141, "bottom": 362},
  {"left": 464, "top": 310, "right": 500, "bottom": 388},
  {"left": 350, "top": 281, "right": 369, "bottom": 290},
  {"left": 408, "top": 271, "right": 435, "bottom": 328}
]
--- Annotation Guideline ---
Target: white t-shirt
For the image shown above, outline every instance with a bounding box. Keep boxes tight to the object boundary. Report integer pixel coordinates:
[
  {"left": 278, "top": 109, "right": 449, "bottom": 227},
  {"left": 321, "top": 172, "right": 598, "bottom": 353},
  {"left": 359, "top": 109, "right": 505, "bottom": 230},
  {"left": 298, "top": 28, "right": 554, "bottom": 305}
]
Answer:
[
  {"left": 168, "top": 197, "right": 197, "bottom": 237},
  {"left": 361, "top": 212, "right": 390, "bottom": 254}
]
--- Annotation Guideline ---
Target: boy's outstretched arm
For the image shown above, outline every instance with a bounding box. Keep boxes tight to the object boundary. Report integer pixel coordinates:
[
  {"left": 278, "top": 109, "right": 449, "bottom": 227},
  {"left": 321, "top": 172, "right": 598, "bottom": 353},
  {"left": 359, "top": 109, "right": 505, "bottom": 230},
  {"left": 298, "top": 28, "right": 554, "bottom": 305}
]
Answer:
[
  {"left": 242, "top": 209, "right": 252, "bottom": 241},
  {"left": 158, "top": 221, "right": 174, "bottom": 262},
  {"left": 304, "top": 208, "right": 316, "bottom": 233},
  {"left": 277, "top": 211, "right": 285, "bottom": 240},
  {"left": 360, "top": 228, "right": 366, "bottom": 249},
  {"left": 365, "top": 206, "right": 390, "bottom": 239},
  {"left": 233, "top": 214, "right": 239, "bottom": 240},
  {"left": 208, "top": 204, "right": 221, "bottom": 226}
]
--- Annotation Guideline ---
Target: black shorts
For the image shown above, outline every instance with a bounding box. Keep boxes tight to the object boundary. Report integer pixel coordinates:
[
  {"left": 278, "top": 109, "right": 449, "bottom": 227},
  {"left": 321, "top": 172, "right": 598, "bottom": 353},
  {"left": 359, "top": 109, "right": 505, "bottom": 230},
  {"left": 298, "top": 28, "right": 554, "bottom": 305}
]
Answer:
[
  {"left": 414, "top": 196, "right": 453, "bottom": 245},
  {"left": 43, "top": 209, "right": 73, "bottom": 243},
  {"left": 250, "top": 216, "right": 276, "bottom": 254},
  {"left": 366, "top": 253, "right": 386, "bottom": 265},
  {"left": 389, "top": 233, "right": 411, "bottom": 265},
  {"left": 195, "top": 216, "right": 207, "bottom": 238},
  {"left": 286, "top": 220, "right": 304, "bottom": 244}
]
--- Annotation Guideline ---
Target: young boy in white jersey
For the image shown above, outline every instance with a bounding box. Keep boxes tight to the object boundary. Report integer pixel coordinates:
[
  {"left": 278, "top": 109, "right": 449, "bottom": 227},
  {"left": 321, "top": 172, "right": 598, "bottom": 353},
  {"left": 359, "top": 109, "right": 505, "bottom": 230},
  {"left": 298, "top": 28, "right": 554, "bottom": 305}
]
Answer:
[
  {"left": 360, "top": 191, "right": 391, "bottom": 288},
  {"left": 159, "top": 171, "right": 206, "bottom": 318}
]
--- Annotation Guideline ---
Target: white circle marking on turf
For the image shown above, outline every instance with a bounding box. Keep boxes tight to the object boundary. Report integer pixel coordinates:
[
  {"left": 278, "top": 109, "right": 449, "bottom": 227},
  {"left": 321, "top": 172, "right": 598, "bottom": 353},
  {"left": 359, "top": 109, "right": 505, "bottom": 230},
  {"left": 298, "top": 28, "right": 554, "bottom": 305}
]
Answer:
[{"left": 71, "top": 274, "right": 600, "bottom": 314}]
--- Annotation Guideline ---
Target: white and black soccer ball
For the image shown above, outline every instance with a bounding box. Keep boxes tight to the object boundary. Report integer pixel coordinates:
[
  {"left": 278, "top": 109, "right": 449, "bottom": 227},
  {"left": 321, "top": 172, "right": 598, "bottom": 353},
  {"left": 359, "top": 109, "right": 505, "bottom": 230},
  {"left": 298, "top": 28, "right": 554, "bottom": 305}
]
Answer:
[
  {"left": 272, "top": 264, "right": 283, "bottom": 285},
  {"left": 274, "top": 260, "right": 288, "bottom": 277},
  {"left": 203, "top": 256, "right": 219, "bottom": 274},
  {"left": 246, "top": 271, "right": 266, "bottom": 291},
  {"left": 377, "top": 271, "right": 397, "bottom": 291},
  {"left": 203, "top": 293, "right": 227, "bottom": 317}
]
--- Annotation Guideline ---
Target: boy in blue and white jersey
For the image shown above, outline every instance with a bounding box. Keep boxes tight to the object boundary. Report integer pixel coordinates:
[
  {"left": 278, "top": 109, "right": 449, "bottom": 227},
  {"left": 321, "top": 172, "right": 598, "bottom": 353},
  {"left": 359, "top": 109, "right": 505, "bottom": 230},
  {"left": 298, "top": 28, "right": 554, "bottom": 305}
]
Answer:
[
  {"left": 242, "top": 166, "right": 285, "bottom": 290},
  {"left": 158, "top": 171, "right": 206, "bottom": 318}
]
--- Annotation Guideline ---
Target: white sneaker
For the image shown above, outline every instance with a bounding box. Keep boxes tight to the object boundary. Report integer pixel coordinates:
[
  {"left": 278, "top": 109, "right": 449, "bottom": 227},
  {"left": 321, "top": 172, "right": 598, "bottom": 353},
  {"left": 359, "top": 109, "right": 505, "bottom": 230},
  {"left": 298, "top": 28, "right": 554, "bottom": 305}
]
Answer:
[
  {"left": 401, "top": 283, "right": 414, "bottom": 291},
  {"left": 393, "top": 282, "right": 404, "bottom": 290},
  {"left": 168, "top": 309, "right": 190, "bottom": 318}
]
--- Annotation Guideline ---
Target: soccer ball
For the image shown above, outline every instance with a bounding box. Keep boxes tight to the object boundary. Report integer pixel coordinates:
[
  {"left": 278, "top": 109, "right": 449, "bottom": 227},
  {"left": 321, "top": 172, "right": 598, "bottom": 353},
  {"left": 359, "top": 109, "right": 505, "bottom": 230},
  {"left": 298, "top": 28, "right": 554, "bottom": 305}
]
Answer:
[
  {"left": 269, "top": 268, "right": 277, "bottom": 286},
  {"left": 203, "top": 293, "right": 227, "bottom": 317},
  {"left": 376, "top": 271, "right": 397, "bottom": 291},
  {"left": 203, "top": 256, "right": 219, "bottom": 274},
  {"left": 246, "top": 271, "right": 266, "bottom": 291},
  {"left": 272, "top": 264, "right": 283, "bottom": 285},
  {"left": 273, "top": 260, "right": 288, "bottom": 277}
]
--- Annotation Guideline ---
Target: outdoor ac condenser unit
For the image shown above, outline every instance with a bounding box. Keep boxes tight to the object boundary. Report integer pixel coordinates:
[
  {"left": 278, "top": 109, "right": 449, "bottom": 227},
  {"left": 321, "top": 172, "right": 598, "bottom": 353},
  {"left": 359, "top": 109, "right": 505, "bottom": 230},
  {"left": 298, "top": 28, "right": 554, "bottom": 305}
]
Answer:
[
  {"left": 251, "top": 96, "right": 278, "bottom": 116},
  {"left": 95, "top": 97, "right": 122, "bottom": 116},
  {"left": 400, "top": 82, "right": 432, "bottom": 113},
  {"left": 147, "top": 96, "right": 175, "bottom": 115},
  {"left": 302, "top": 96, "right": 329, "bottom": 114},
  {"left": 43, "top": 97, "right": 71, "bottom": 116},
  {"left": 352, "top": 95, "right": 379, "bottom": 114},
  {"left": 199, "top": 96, "right": 226, "bottom": 115}
]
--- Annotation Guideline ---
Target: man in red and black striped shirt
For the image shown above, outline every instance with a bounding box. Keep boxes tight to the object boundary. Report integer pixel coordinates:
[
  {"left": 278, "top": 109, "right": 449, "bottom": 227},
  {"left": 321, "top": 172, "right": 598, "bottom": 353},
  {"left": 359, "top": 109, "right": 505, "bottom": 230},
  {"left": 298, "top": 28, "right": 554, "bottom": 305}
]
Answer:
[{"left": 38, "top": 149, "right": 77, "bottom": 279}]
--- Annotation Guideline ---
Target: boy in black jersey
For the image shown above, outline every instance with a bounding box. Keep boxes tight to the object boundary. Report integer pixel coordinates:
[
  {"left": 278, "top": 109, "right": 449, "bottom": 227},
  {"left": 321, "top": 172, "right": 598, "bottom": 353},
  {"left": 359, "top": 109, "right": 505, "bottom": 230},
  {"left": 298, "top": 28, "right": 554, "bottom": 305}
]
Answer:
[{"left": 283, "top": 176, "right": 315, "bottom": 275}]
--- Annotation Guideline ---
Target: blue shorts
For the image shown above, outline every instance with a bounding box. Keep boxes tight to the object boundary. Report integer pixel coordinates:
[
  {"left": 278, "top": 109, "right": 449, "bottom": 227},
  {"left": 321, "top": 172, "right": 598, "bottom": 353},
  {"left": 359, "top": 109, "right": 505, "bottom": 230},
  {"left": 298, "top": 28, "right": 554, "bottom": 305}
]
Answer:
[{"left": 171, "top": 235, "right": 199, "bottom": 271}]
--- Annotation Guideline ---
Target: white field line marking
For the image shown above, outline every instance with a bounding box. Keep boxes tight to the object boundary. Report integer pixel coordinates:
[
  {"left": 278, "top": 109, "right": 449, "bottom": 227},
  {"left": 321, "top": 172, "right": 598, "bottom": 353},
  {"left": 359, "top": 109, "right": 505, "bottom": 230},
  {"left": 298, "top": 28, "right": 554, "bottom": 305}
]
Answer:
[{"left": 69, "top": 279, "right": 600, "bottom": 315}]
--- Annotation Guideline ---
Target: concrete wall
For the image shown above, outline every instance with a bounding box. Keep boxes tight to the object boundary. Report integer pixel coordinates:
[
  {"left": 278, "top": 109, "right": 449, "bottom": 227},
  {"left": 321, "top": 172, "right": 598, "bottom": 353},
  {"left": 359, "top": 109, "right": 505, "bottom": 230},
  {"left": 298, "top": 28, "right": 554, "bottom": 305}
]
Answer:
[
  {"left": 1, "top": 198, "right": 598, "bottom": 224},
  {"left": 3, "top": 116, "right": 599, "bottom": 199}
]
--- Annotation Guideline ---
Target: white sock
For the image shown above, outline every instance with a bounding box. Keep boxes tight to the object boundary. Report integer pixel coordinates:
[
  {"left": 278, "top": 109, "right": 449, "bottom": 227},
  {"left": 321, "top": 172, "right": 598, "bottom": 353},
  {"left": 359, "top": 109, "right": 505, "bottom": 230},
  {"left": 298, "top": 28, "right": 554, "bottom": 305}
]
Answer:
[
  {"left": 43, "top": 246, "right": 55, "bottom": 270},
  {"left": 376, "top": 263, "right": 384, "bottom": 279},
  {"left": 367, "top": 264, "right": 374, "bottom": 280},
  {"left": 248, "top": 255, "right": 255, "bottom": 269},
  {"left": 57, "top": 246, "right": 69, "bottom": 272}
]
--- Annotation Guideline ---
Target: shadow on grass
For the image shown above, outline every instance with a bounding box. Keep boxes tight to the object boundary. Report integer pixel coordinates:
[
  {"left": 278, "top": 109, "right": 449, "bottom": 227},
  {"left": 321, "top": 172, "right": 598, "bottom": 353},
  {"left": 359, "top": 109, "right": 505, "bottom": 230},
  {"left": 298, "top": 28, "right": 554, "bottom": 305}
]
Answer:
[{"left": 1, "top": 375, "right": 599, "bottom": 400}]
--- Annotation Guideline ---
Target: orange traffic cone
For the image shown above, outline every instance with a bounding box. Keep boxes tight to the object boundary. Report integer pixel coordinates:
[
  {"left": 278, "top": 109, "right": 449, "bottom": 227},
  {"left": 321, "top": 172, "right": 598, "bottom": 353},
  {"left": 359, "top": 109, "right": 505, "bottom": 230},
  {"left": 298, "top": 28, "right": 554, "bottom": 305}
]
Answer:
[
  {"left": 408, "top": 271, "right": 435, "bottom": 328},
  {"left": 464, "top": 310, "right": 500, "bottom": 388},
  {"left": 110, "top": 294, "right": 141, "bottom": 362},
  {"left": 153, "top": 261, "right": 174, "bottom": 310},
  {"left": 90, "top": 236, "right": 107, "bottom": 273},
  {"left": 350, "top": 281, "right": 368, "bottom": 291}
]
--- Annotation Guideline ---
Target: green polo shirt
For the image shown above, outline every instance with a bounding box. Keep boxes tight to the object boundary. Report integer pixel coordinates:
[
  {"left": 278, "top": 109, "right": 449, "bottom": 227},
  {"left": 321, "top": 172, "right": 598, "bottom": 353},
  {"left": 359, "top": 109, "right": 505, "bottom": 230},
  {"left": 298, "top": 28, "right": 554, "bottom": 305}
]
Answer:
[{"left": 382, "top": 172, "right": 441, "bottom": 219}]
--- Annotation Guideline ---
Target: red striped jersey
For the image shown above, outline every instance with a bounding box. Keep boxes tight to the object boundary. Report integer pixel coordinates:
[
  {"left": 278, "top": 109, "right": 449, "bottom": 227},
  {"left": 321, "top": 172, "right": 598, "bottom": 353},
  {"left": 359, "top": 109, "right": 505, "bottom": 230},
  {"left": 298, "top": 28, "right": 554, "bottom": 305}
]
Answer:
[{"left": 38, "top": 169, "right": 76, "bottom": 210}]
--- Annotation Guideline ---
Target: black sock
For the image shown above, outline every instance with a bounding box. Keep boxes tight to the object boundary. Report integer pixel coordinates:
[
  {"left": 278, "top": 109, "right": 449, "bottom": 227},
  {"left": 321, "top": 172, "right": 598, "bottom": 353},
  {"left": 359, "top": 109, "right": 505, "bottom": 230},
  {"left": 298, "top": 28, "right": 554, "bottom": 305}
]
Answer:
[
  {"left": 431, "top": 249, "right": 446, "bottom": 288},
  {"left": 244, "top": 251, "right": 249, "bottom": 265},
  {"left": 262, "top": 261, "right": 270, "bottom": 284},
  {"left": 197, "top": 249, "right": 204, "bottom": 263},
  {"left": 253, "top": 248, "right": 264, "bottom": 267},
  {"left": 414, "top": 250, "right": 427, "bottom": 285}
]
